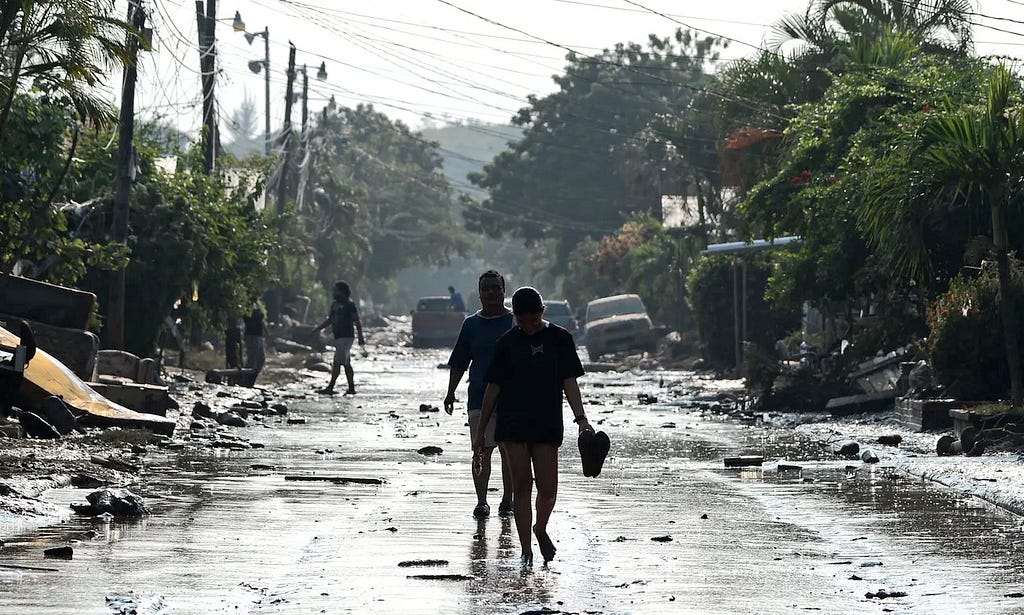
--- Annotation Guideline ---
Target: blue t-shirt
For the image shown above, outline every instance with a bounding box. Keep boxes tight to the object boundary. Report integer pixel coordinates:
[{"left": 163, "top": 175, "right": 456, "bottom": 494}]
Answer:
[
  {"left": 450, "top": 291, "right": 466, "bottom": 312},
  {"left": 447, "top": 310, "right": 514, "bottom": 410},
  {"left": 329, "top": 299, "right": 358, "bottom": 339}
]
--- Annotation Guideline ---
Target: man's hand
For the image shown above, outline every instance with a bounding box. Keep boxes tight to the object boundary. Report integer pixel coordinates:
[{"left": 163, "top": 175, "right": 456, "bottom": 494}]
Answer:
[
  {"left": 577, "top": 417, "right": 593, "bottom": 433},
  {"left": 443, "top": 392, "right": 456, "bottom": 415},
  {"left": 358, "top": 337, "right": 365, "bottom": 346}
]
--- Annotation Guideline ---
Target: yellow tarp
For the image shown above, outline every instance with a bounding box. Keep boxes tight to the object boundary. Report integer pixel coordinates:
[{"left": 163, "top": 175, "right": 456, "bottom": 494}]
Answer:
[{"left": 0, "top": 325, "right": 175, "bottom": 435}]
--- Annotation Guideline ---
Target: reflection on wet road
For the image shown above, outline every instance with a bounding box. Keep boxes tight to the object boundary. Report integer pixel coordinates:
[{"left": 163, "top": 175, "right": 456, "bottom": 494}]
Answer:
[{"left": 2, "top": 348, "right": 1024, "bottom": 613}]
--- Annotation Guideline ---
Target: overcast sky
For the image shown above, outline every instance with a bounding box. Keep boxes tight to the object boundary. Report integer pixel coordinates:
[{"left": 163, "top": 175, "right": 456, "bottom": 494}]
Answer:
[{"left": 122, "top": 0, "right": 1024, "bottom": 137}]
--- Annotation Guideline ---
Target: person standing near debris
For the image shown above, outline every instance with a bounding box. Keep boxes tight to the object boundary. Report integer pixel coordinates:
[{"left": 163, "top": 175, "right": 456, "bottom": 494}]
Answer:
[
  {"left": 475, "top": 286, "right": 590, "bottom": 566},
  {"left": 445, "top": 270, "right": 515, "bottom": 519},
  {"left": 243, "top": 295, "right": 267, "bottom": 379},
  {"left": 0, "top": 320, "right": 36, "bottom": 416},
  {"left": 313, "top": 281, "right": 365, "bottom": 395},
  {"left": 449, "top": 285, "right": 466, "bottom": 312},
  {"left": 225, "top": 314, "right": 243, "bottom": 369}
]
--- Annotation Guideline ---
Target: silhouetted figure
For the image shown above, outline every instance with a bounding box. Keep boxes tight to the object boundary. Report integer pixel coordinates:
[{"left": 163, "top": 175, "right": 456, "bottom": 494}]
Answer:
[
  {"left": 449, "top": 285, "right": 466, "bottom": 312},
  {"left": 0, "top": 320, "right": 37, "bottom": 416},
  {"left": 225, "top": 320, "right": 242, "bottom": 369}
]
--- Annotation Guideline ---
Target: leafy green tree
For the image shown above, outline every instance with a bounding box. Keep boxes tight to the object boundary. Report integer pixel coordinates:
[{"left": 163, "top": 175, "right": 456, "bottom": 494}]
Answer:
[
  {"left": 302, "top": 105, "right": 470, "bottom": 287},
  {"left": 862, "top": 64, "right": 1024, "bottom": 405},
  {"left": 771, "top": 0, "right": 972, "bottom": 54},
  {"left": 686, "top": 253, "right": 801, "bottom": 371},
  {"left": 468, "top": 30, "right": 724, "bottom": 270},
  {"left": 0, "top": 92, "right": 123, "bottom": 282},
  {"left": 66, "top": 123, "right": 274, "bottom": 354},
  {"left": 740, "top": 53, "right": 987, "bottom": 317},
  {"left": 0, "top": 0, "right": 133, "bottom": 145}
]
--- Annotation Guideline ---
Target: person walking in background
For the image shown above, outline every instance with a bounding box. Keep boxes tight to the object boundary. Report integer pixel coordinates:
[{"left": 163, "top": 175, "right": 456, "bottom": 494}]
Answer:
[
  {"left": 225, "top": 316, "right": 242, "bottom": 369},
  {"left": 242, "top": 295, "right": 267, "bottom": 380},
  {"left": 475, "top": 286, "right": 591, "bottom": 566},
  {"left": 445, "top": 270, "right": 515, "bottom": 519},
  {"left": 313, "top": 281, "right": 365, "bottom": 395},
  {"left": 449, "top": 285, "right": 466, "bottom": 312}
]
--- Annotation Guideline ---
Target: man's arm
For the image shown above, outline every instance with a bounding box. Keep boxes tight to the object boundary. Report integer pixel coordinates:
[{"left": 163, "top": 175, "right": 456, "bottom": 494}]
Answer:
[
  {"left": 354, "top": 310, "right": 365, "bottom": 345},
  {"left": 444, "top": 367, "right": 467, "bottom": 415}
]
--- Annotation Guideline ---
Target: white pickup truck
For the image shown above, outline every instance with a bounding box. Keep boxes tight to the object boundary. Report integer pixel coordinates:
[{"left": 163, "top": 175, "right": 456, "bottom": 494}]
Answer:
[{"left": 583, "top": 294, "right": 655, "bottom": 362}]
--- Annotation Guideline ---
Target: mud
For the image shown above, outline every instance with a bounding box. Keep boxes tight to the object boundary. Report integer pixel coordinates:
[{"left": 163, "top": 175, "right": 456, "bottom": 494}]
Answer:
[{"left": 1, "top": 337, "right": 1024, "bottom": 612}]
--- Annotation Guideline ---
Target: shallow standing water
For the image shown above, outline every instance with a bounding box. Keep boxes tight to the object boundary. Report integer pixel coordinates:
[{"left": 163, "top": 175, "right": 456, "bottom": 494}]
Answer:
[{"left": 1, "top": 347, "right": 1024, "bottom": 613}]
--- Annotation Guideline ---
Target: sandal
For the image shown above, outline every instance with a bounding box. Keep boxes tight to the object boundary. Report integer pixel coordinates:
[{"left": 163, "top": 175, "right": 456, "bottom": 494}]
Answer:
[{"left": 578, "top": 429, "right": 611, "bottom": 477}]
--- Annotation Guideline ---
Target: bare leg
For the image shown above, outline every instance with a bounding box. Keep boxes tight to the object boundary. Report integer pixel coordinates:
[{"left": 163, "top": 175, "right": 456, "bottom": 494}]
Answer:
[
  {"left": 343, "top": 364, "right": 355, "bottom": 391},
  {"left": 504, "top": 441, "right": 534, "bottom": 563},
  {"left": 473, "top": 446, "right": 495, "bottom": 506},
  {"left": 323, "top": 363, "right": 340, "bottom": 392},
  {"left": 498, "top": 443, "right": 513, "bottom": 509},
  {"left": 531, "top": 443, "right": 559, "bottom": 562}
]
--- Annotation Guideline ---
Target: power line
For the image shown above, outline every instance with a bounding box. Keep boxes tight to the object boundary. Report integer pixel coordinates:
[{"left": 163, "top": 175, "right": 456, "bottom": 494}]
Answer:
[{"left": 432, "top": 0, "right": 791, "bottom": 123}]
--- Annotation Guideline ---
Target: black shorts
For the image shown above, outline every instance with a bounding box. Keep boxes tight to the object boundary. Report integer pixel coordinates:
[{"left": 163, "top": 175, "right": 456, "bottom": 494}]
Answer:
[{"left": 496, "top": 408, "right": 563, "bottom": 446}]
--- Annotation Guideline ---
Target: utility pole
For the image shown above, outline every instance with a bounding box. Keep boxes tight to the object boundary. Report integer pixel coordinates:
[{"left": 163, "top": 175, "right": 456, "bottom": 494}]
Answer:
[
  {"left": 300, "top": 64, "right": 309, "bottom": 138},
  {"left": 261, "top": 27, "right": 270, "bottom": 155},
  {"left": 107, "top": 0, "right": 146, "bottom": 351},
  {"left": 270, "top": 43, "right": 297, "bottom": 321},
  {"left": 196, "top": 0, "right": 218, "bottom": 174},
  {"left": 277, "top": 43, "right": 296, "bottom": 215}
]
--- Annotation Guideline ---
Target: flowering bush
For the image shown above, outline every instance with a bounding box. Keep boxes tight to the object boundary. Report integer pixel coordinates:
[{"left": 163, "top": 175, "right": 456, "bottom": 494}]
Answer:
[{"left": 927, "top": 259, "right": 1024, "bottom": 400}]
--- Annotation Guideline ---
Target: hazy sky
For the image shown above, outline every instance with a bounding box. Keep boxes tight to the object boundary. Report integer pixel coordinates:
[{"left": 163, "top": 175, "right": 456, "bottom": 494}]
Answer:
[{"left": 123, "top": 0, "right": 1024, "bottom": 137}]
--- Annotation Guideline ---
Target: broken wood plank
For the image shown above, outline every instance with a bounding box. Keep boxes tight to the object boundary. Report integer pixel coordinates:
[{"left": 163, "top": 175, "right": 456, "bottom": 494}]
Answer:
[
  {"left": 0, "top": 563, "right": 59, "bottom": 572},
  {"left": 283, "top": 475, "right": 384, "bottom": 485},
  {"left": 724, "top": 456, "right": 763, "bottom": 468}
]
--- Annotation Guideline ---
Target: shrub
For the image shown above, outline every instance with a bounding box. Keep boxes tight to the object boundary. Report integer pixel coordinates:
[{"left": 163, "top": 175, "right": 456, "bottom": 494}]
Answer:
[
  {"left": 927, "top": 259, "right": 1024, "bottom": 401},
  {"left": 687, "top": 253, "right": 801, "bottom": 371}
]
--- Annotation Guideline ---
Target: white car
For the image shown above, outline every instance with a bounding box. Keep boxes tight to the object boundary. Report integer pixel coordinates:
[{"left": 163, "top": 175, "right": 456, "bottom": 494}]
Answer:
[{"left": 584, "top": 294, "right": 655, "bottom": 362}]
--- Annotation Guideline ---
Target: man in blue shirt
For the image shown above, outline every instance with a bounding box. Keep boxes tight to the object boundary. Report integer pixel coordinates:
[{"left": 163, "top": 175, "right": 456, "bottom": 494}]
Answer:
[
  {"left": 445, "top": 270, "right": 514, "bottom": 518},
  {"left": 448, "top": 285, "right": 466, "bottom": 312}
]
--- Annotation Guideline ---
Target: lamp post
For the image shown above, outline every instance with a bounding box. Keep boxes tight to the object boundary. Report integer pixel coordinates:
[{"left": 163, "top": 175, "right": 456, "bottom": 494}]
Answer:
[
  {"left": 233, "top": 12, "right": 270, "bottom": 155},
  {"left": 295, "top": 61, "right": 328, "bottom": 137}
]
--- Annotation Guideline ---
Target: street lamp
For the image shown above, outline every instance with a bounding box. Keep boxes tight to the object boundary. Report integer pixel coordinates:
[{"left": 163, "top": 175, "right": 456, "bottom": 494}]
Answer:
[
  {"left": 295, "top": 61, "right": 328, "bottom": 136},
  {"left": 235, "top": 13, "right": 270, "bottom": 155}
]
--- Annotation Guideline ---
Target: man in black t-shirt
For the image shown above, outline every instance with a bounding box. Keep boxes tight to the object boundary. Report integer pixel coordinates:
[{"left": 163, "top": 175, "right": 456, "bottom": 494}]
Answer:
[
  {"left": 475, "top": 286, "right": 591, "bottom": 567},
  {"left": 313, "top": 281, "right": 365, "bottom": 395}
]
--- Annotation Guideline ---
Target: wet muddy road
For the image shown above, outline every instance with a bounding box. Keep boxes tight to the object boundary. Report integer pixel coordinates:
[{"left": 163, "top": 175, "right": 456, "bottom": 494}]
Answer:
[{"left": 3, "top": 347, "right": 1024, "bottom": 614}]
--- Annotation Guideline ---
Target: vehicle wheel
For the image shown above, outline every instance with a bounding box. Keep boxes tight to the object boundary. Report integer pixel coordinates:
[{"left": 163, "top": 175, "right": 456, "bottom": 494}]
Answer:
[{"left": 587, "top": 346, "right": 602, "bottom": 362}]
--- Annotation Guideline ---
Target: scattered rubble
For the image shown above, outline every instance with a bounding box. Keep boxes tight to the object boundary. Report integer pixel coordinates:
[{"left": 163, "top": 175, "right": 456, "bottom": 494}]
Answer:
[
  {"left": 71, "top": 487, "right": 149, "bottom": 517},
  {"left": 43, "top": 546, "right": 73, "bottom": 559}
]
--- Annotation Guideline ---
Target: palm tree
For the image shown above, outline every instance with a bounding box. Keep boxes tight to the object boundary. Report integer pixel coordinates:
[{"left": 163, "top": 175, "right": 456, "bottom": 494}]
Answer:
[
  {"left": 770, "top": 0, "right": 972, "bottom": 55},
  {"left": 863, "top": 64, "right": 1024, "bottom": 405},
  {"left": 0, "top": 0, "right": 134, "bottom": 145}
]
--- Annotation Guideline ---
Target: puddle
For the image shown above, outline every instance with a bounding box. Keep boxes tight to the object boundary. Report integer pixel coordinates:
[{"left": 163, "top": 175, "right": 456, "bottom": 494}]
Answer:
[{"left": 1, "top": 351, "right": 1023, "bottom": 613}]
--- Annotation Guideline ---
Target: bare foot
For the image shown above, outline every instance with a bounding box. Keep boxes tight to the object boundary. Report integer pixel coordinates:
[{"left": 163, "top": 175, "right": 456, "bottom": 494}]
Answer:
[{"left": 534, "top": 525, "right": 556, "bottom": 563}]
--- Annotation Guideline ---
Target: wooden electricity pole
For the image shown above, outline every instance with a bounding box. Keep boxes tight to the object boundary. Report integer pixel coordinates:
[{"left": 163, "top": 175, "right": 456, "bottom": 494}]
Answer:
[
  {"left": 196, "top": 0, "right": 218, "bottom": 174},
  {"left": 107, "top": 0, "right": 146, "bottom": 350}
]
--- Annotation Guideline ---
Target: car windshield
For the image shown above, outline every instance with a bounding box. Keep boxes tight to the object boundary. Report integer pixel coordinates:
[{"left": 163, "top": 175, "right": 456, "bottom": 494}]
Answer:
[
  {"left": 417, "top": 298, "right": 453, "bottom": 312},
  {"left": 587, "top": 296, "right": 646, "bottom": 321},
  {"left": 544, "top": 301, "right": 570, "bottom": 316}
]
